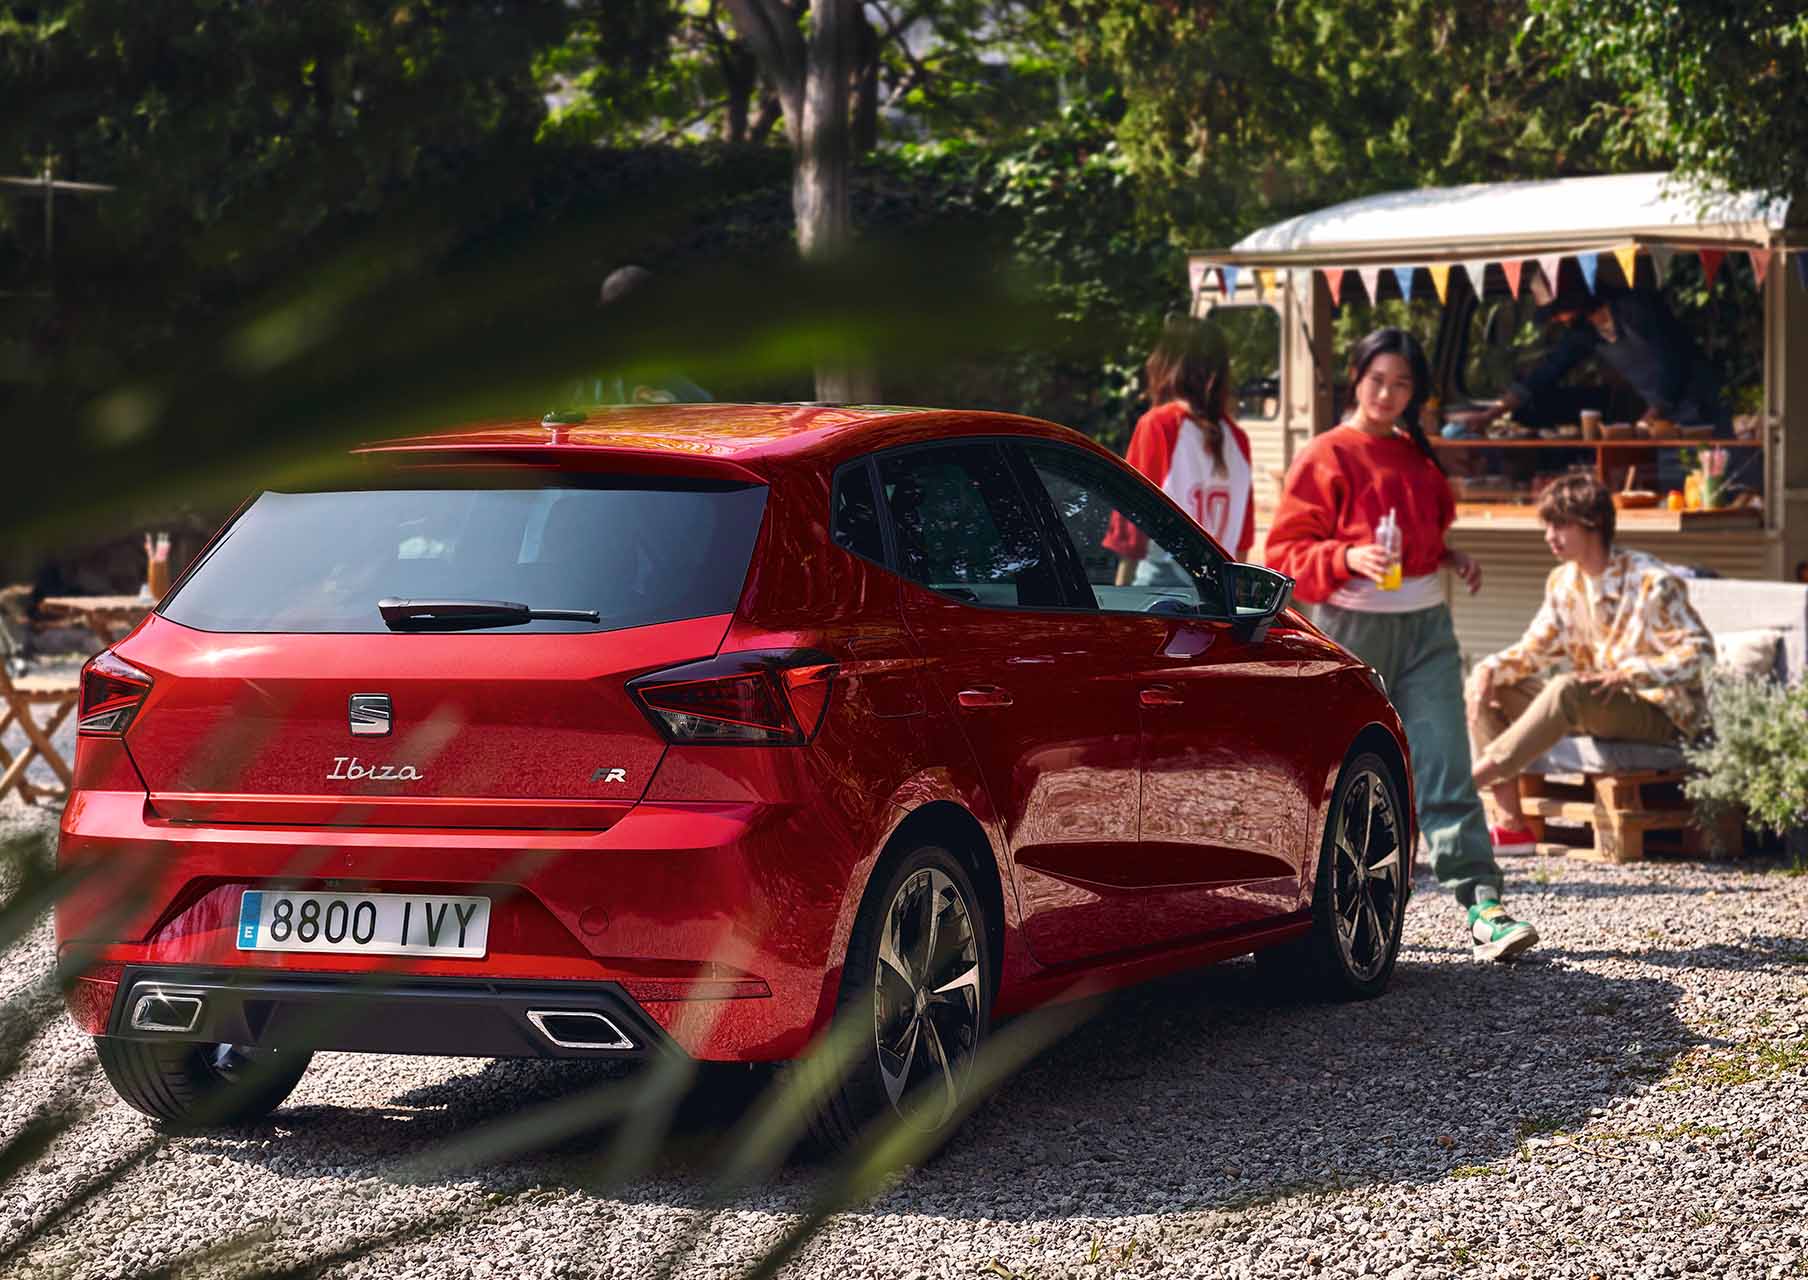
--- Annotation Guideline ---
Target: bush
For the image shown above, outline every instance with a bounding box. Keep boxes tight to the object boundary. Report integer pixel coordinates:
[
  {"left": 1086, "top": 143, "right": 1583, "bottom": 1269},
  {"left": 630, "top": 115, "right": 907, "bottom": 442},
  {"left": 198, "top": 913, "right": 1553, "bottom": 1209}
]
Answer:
[{"left": 1683, "top": 674, "right": 1808, "bottom": 852}]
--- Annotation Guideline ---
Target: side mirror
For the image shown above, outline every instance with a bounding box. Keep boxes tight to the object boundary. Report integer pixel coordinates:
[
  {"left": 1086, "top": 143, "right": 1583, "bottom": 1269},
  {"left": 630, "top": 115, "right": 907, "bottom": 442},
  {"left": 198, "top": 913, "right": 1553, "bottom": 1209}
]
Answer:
[{"left": 1227, "top": 563, "right": 1294, "bottom": 641}]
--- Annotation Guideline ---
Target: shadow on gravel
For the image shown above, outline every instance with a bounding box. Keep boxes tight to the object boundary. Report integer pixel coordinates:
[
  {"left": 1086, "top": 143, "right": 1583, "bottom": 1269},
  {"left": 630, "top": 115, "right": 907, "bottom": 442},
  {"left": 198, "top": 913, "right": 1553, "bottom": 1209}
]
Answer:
[{"left": 183, "top": 949, "right": 1695, "bottom": 1223}]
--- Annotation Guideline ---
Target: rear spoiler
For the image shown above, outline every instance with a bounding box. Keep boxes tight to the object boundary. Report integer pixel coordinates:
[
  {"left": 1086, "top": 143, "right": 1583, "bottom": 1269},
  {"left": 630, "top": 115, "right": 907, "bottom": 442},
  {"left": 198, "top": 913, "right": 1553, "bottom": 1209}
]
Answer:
[{"left": 351, "top": 442, "right": 765, "bottom": 485}]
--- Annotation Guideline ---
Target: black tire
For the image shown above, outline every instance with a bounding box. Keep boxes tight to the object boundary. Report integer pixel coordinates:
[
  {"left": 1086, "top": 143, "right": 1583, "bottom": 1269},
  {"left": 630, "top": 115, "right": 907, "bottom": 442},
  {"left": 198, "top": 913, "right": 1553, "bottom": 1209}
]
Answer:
[
  {"left": 805, "top": 843, "right": 993, "bottom": 1154},
  {"left": 1257, "top": 750, "right": 1409, "bottom": 1001},
  {"left": 93, "top": 1037, "right": 312, "bottom": 1129}
]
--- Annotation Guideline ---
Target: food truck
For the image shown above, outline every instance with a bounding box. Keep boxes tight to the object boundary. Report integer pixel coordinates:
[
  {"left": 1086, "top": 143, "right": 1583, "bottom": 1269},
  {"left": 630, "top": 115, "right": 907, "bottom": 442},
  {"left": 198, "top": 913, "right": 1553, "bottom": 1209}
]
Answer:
[{"left": 1189, "top": 171, "right": 1806, "bottom": 661}]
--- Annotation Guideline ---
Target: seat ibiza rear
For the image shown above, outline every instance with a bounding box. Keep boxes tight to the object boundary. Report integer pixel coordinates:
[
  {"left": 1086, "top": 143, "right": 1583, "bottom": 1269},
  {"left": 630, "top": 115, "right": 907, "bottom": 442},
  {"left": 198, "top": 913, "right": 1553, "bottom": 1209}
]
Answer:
[{"left": 58, "top": 404, "right": 1412, "bottom": 1144}]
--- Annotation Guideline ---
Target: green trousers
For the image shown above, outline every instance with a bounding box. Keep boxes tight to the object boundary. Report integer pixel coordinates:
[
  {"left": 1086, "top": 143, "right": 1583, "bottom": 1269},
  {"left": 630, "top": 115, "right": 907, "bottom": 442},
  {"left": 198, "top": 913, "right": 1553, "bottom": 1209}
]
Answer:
[{"left": 1312, "top": 603, "right": 1504, "bottom": 906}]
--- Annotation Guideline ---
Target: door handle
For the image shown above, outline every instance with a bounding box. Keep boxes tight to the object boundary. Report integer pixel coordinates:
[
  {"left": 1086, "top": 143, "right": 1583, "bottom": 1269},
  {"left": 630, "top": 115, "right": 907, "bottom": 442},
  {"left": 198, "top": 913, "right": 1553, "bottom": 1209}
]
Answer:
[
  {"left": 957, "top": 686, "right": 1013, "bottom": 709},
  {"left": 1140, "top": 684, "right": 1184, "bottom": 707}
]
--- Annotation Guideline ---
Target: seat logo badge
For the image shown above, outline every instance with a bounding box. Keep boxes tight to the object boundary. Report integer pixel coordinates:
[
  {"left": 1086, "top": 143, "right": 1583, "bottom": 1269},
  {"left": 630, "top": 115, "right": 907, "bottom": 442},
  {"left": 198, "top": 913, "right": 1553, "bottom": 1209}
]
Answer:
[
  {"left": 590, "top": 767, "right": 628, "bottom": 784},
  {"left": 349, "top": 693, "right": 392, "bottom": 737}
]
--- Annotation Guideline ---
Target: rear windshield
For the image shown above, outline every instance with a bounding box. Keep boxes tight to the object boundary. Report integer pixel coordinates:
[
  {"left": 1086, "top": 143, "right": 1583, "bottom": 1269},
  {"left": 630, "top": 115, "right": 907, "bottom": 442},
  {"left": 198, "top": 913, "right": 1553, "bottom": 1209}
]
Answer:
[{"left": 162, "top": 472, "right": 768, "bottom": 634}]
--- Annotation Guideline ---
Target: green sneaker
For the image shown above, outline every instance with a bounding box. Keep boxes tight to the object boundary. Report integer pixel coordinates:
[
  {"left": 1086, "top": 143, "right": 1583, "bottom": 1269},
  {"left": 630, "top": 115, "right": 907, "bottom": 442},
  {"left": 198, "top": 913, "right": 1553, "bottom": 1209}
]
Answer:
[{"left": 1468, "top": 901, "right": 1538, "bottom": 962}]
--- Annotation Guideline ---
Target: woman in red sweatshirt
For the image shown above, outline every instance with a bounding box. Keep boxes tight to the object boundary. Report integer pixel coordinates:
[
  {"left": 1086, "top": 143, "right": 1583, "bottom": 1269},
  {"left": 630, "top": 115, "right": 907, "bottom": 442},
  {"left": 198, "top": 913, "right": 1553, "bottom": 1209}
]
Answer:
[
  {"left": 1266, "top": 327, "right": 1537, "bottom": 963},
  {"left": 1107, "top": 317, "right": 1255, "bottom": 577}
]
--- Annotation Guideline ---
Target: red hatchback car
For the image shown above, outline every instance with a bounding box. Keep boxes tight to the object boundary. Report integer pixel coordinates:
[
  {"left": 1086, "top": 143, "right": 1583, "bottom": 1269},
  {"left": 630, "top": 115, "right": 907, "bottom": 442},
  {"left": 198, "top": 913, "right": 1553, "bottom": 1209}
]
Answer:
[{"left": 58, "top": 404, "right": 1413, "bottom": 1144}]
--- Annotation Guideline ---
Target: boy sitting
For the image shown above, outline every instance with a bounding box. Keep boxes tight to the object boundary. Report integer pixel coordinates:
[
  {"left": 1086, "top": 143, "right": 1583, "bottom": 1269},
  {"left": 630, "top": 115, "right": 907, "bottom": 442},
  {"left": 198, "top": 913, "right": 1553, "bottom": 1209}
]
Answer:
[{"left": 1466, "top": 470, "right": 1714, "bottom": 852}]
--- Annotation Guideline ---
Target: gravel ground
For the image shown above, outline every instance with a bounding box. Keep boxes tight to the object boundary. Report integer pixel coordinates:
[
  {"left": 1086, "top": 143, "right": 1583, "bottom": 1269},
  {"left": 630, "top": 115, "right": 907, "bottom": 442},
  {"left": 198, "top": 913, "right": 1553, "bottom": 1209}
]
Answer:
[{"left": 2, "top": 726, "right": 1805, "bottom": 1279}]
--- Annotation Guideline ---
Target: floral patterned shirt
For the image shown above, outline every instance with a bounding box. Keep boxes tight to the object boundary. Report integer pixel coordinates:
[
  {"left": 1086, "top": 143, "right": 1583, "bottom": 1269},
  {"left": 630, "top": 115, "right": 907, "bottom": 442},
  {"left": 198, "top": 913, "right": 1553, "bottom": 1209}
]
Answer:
[{"left": 1472, "top": 549, "right": 1714, "bottom": 737}]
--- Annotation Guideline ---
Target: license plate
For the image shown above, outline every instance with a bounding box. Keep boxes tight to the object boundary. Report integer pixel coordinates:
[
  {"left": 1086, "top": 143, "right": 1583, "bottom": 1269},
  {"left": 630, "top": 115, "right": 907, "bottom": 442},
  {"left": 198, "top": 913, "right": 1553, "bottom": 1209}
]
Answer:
[{"left": 236, "top": 891, "right": 490, "bottom": 958}]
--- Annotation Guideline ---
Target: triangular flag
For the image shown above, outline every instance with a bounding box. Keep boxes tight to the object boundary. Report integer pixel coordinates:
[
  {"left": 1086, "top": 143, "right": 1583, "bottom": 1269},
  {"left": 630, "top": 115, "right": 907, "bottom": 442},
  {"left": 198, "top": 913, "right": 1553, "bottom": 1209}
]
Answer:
[
  {"left": 1390, "top": 266, "right": 1415, "bottom": 301},
  {"left": 1650, "top": 245, "right": 1675, "bottom": 281},
  {"left": 1461, "top": 260, "right": 1489, "bottom": 296},
  {"left": 1256, "top": 267, "right": 1279, "bottom": 300},
  {"left": 1219, "top": 265, "right": 1241, "bottom": 298},
  {"left": 1613, "top": 244, "right": 1639, "bottom": 288},
  {"left": 1502, "top": 259, "right": 1525, "bottom": 297},
  {"left": 1748, "top": 249, "right": 1773, "bottom": 288},
  {"left": 1536, "top": 254, "right": 1563, "bottom": 295},
  {"left": 1357, "top": 266, "right": 1381, "bottom": 304},
  {"left": 1188, "top": 259, "right": 1210, "bottom": 294},
  {"left": 1323, "top": 267, "right": 1346, "bottom": 307},
  {"left": 1578, "top": 251, "right": 1600, "bottom": 294},
  {"left": 1698, "top": 248, "right": 1723, "bottom": 290},
  {"left": 1429, "top": 264, "right": 1452, "bottom": 304}
]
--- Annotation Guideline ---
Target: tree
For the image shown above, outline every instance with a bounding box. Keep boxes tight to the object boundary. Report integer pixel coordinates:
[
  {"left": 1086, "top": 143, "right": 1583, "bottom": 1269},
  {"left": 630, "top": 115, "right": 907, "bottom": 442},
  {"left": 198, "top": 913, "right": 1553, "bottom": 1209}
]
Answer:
[
  {"left": 1055, "top": 0, "right": 1615, "bottom": 245},
  {"left": 720, "top": 0, "right": 872, "bottom": 399},
  {"left": 1527, "top": 0, "right": 1808, "bottom": 205}
]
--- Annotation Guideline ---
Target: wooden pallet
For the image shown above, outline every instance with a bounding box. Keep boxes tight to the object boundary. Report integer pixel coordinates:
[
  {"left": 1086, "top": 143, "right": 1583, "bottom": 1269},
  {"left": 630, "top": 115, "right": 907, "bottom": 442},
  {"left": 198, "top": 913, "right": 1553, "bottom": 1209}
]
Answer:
[{"left": 1517, "top": 771, "right": 1742, "bottom": 864}]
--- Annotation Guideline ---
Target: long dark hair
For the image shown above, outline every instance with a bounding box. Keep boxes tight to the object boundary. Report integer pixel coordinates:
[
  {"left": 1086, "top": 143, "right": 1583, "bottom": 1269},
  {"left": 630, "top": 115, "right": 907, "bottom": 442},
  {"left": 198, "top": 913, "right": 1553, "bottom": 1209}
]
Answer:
[
  {"left": 1348, "top": 327, "right": 1443, "bottom": 474},
  {"left": 1146, "top": 316, "right": 1232, "bottom": 464}
]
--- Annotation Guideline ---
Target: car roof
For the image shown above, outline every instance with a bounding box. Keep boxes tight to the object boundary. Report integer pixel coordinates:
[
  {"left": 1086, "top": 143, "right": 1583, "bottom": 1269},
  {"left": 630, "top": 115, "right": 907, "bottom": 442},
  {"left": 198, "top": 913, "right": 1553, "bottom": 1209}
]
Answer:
[{"left": 356, "top": 403, "right": 1096, "bottom": 480}]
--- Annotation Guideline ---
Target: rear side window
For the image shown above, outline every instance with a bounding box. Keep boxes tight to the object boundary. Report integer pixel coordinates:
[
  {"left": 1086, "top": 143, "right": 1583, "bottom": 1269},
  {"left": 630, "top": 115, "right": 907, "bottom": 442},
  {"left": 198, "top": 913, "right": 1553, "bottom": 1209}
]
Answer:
[
  {"left": 877, "top": 444, "right": 1065, "bottom": 609},
  {"left": 831, "top": 460, "right": 886, "bottom": 564},
  {"left": 163, "top": 473, "right": 768, "bottom": 634}
]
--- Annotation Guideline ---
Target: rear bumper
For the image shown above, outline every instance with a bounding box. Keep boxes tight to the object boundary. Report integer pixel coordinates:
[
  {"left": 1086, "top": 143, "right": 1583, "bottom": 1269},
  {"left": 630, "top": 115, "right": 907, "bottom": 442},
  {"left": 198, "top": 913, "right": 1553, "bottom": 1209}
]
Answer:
[
  {"left": 102, "top": 966, "right": 673, "bottom": 1059},
  {"left": 57, "top": 791, "right": 870, "bottom": 1061}
]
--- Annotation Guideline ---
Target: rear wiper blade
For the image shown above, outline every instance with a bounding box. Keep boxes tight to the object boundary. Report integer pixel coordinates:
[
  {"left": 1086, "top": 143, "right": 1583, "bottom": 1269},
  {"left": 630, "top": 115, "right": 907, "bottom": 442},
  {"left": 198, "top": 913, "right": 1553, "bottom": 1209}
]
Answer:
[{"left": 377, "top": 597, "right": 600, "bottom": 631}]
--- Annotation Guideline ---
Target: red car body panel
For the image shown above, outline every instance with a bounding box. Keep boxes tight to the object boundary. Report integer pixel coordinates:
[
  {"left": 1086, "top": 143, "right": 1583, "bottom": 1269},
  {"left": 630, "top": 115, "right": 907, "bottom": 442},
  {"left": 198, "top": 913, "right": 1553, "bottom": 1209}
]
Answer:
[{"left": 57, "top": 404, "right": 1413, "bottom": 1063}]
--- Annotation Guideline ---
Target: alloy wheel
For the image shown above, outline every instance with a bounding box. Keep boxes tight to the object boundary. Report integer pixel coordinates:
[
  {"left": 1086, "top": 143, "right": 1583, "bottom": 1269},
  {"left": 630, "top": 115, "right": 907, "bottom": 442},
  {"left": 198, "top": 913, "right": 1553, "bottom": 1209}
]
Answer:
[
  {"left": 872, "top": 865, "right": 981, "bottom": 1131},
  {"left": 1329, "top": 766, "right": 1404, "bottom": 983}
]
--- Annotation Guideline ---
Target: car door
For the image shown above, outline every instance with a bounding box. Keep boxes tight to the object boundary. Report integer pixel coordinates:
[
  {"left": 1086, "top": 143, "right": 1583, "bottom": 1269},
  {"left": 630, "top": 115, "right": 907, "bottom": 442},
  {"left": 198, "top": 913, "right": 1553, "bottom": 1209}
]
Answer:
[
  {"left": 1012, "top": 440, "right": 1316, "bottom": 956},
  {"left": 876, "top": 441, "right": 1144, "bottom": 968}
]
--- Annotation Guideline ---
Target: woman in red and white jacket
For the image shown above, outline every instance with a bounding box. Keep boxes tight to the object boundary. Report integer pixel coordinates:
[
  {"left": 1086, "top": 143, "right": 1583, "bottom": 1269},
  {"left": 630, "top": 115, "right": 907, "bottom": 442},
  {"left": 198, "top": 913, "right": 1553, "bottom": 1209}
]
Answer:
[
  {"left": 1106, "top": 317, "right": 1255, "bottom": 579},
  {"left": 1266, "top": 327, "right": 1538, "bottom": 964}
]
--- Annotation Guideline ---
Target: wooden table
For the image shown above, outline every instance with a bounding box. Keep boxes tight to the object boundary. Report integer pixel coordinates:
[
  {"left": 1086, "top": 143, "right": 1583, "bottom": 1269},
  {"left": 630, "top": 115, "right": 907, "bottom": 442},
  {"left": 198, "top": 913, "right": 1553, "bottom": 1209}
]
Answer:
[
  {"left": 0, "top": 667, "right": 78, "bottom": 806},
  {"left": 37, "top": 595, "right": 154, "bottom": 647}
]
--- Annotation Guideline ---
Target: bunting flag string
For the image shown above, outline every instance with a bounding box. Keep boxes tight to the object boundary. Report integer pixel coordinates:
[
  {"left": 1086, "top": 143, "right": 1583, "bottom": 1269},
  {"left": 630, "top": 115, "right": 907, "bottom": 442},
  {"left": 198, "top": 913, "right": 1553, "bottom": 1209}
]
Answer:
[
  {"left": 1249, "top": 243, "right": 1808, "bottom": 309},
  {"left": 1698, "top": 249, "right": 1723, "bottom": 291},
  {"left": 1612, "top": 244, "right": 1639, "bottom": 289},
  {"left": 1577, "top": 252, "right": 1601, "bottom": 295},
  {"left": 1219, "top": 265, "right": 1241, "bottom": 298}
]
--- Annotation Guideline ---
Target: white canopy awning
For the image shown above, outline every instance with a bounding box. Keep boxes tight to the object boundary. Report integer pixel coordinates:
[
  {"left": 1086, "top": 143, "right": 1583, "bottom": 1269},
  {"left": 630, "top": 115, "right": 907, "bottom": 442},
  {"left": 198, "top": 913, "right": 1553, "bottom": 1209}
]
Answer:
[{"left": 1202, "top": 172, "right": 1792, "bottom": 267}]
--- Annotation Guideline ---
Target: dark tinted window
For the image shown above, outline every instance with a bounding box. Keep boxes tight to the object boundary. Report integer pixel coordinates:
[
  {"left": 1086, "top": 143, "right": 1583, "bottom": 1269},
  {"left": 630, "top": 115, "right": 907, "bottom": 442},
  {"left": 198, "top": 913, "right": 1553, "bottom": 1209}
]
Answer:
[
  {"left": 877, "top": 444, "right": 1064, "bottom": 609},
  {"left": 1022, "top": 443, "right": 1226, "bottom": 616},
  {"left": 163, "top": 473, "right": 768, "bottom": 634},
  {"left": 831, "top": 460, "right": 886, "bottom": 563}
]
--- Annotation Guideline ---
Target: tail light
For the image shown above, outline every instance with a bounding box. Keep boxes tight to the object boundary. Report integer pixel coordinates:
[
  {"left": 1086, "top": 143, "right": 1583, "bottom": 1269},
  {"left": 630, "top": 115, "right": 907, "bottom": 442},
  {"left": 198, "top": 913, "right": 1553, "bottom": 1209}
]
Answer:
[
  {"left": 629, "top": 650, "right": 837, "bottom": 746},
  {"left": 78, "top": 650, "right": 153, "bottom": 735}
]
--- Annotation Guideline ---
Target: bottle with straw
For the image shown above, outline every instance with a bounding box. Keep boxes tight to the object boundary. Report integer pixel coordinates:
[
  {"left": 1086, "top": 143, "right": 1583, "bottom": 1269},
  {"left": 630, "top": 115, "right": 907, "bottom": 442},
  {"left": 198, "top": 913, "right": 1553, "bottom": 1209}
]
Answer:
[{"left": 1377, "top": 507, "right": 1402, "bottom": 590}]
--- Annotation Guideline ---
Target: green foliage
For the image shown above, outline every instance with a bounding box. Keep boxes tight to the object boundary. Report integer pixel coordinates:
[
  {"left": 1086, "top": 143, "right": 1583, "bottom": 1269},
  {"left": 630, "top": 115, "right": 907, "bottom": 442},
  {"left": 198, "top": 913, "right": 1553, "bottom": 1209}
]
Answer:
[
  {"left": 1684, "top": 674, "right": 1808, "bottom": 846},
  {"left": 1056, "top": 0, "right": 1616, "bottom": 243},
  {"left": 890, "top": 99, "right": 1185, "bottom": 446},
  {"left": 1527, "top": 0, "right": 1808, "bottom": 204}
]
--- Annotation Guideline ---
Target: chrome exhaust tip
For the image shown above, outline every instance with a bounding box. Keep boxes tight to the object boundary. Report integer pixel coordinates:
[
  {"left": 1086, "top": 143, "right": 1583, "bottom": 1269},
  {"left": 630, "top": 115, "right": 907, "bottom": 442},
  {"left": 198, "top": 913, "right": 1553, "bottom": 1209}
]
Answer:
[
  {"left": 525, "top": 1010, "right": 635, "bottom": 1051},
  {"left": 129, "top": 988, "right": 204, "bottom": 1034}
]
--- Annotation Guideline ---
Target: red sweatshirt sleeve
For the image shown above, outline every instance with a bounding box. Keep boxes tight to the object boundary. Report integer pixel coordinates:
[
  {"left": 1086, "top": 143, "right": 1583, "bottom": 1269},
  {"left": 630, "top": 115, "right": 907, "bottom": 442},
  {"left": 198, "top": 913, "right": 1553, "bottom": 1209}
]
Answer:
[
  {"left": 1265, "top": 442, "right": 1355, "bottom": 604},
  {"left": 1102, "top": 408, "right": 1177, "bottom": 560}
]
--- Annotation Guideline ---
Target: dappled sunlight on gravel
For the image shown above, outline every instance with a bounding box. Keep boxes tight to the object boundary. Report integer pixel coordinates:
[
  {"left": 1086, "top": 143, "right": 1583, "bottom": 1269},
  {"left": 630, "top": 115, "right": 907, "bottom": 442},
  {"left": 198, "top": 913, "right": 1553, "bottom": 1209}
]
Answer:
[{"left": 3, "top": 793, "right": 1805, "bottom": 1278}]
